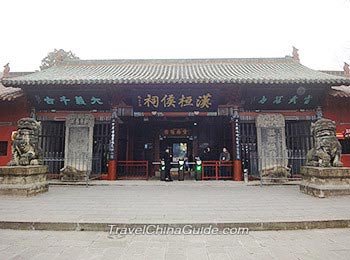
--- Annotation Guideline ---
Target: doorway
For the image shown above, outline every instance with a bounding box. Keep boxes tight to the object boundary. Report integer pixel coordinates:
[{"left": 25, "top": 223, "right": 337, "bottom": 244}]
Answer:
[
  {"left": 160, "top": 137, "right": 193, "bottom": 163},
  {"left": 160, "top": 136, "right": 194, "bottom": 180}
]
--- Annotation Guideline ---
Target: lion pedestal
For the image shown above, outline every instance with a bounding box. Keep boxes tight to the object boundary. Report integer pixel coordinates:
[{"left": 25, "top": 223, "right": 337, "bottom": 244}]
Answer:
[
  {"left": 0, "top": 165, "right": 48, "bottom": 196},
  {"left": 300, "top": 118, "right": 350, "bottom": 198},
  {"left": 300, "top": 166, "right": 350, "bottom": 198},
  {"left": 0, "top": 118, "right": 48, "bottom": 196}
]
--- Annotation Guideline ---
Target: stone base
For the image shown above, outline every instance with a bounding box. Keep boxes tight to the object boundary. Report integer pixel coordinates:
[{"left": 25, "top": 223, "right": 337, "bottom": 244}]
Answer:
[
  {"left": 0, "top": 165, "right": 49, "bottom": 196},
  {"left": 60, "top": 166, "right": 87, "bottom": 181},
  {"left": 300, "top": 166, "right": 350, "bottom": 198}
]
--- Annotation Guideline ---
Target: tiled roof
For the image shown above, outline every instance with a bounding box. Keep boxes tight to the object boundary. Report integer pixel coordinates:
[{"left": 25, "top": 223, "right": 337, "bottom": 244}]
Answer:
[
  {"left": 0, "top": 82, "right": 23, "bottom": 101},
  {"left": 0, "top": 72, "right": 33, "bottom": 101},
  {"left": 320, "top": 70, "right": 345, "bottom": 77},
  {"left": 2, "top": 57, "right": 350, "bottom": 86},
  {"left": 330, "top": 85, "right": 350, "bottom": 98}
]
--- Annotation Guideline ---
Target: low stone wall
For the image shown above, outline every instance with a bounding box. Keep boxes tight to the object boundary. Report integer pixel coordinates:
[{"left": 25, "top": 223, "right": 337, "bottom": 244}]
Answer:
[
  {"left": 300, "top": 166, "right": 350, "bottom": 198},
  {"left": 0, "top": 166, "right": 48, "bottom": 196}
]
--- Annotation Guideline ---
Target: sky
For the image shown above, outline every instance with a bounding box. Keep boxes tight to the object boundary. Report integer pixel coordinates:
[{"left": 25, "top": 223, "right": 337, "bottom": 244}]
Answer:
[{"left": 1, "top": 0, "right": 349, "bottom": 72}]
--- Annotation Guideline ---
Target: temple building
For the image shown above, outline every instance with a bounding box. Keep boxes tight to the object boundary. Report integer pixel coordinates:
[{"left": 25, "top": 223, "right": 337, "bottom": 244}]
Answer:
[
  {"left": 322, "top": 63, "right": 350, "bottom": 166},
  {"left": 0, "top": 66, "right": 31, "bottom": 166},
  {"left": 1, "top": 52, "right": 350, "bottom": 180}
]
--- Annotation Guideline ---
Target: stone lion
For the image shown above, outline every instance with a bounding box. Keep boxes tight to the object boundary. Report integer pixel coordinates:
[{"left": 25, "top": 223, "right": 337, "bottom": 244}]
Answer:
[
  {"left": 306, "top": 118, "right": 343, "bottom": 167},
  {"left": 7, "top": 118, "right": 43, "bottom": 166}
]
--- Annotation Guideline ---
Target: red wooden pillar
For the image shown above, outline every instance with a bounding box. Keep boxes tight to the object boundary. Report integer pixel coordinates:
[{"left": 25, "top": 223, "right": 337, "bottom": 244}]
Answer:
[
  {"left": 231, "top": 107, "right": 243, "bottom": 181},
  {"left": 233, "top": 160, "right": 242, "bottom": 181},
  {"left": 108, "top": 160, "right": 117, "bottom": 180}
]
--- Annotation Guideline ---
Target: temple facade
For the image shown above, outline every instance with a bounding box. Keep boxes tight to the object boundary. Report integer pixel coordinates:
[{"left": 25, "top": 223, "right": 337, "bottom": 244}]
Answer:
[{"left": 1, "top": 55, "right": 350, "bottom": 180}]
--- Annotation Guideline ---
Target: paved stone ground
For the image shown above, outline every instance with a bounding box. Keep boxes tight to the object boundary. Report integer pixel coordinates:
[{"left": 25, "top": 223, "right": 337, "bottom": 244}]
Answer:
[
  {"left": 0, "top": 182, "right": 349, "bottom": 223},
  {"left": 0, "top": 228, "right": 350, "bottom": 259}
]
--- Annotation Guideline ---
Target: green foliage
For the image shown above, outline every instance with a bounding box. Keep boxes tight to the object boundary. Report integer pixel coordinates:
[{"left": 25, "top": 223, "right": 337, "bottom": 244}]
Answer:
[{"left": 40, "top": 49, "right": 79, "bottom": 70}]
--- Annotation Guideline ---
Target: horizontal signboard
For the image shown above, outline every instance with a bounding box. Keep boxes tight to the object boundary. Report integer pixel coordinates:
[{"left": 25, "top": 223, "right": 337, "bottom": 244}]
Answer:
[
  {"left": 28, "top": 90, "right": 111, "bottom": 111},
  {"left": 243, "top": 86, "right": 324, "bottom": 110},
  {"left": 133, "top": 90, "right": 218, "bottom": 112}
]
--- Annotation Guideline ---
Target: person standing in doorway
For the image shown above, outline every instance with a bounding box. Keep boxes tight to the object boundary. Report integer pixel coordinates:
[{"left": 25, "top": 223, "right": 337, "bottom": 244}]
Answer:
[
  {"left": 219, "top": 147, "right": 231, "bottom": 178},
  {"left": 202, "top": 146, "right": 214, "bottom": 177},
  {"left": 187, "top": 153, "right": 194, "bottom": 171},
  {"left": 202, "top": 147, "right": 213, "bottom": 161},
  {"left": 163, "top": 148, "right": 173, "bottom": 182}
]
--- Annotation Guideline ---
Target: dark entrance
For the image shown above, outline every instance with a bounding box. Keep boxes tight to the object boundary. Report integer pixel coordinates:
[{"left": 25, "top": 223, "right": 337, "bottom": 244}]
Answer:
[
  {"left": 40, "top": 121, "right": 66, "bottom": 175},
  {"left": 160, "top": 136, "right": 194, "bottom": 162},
  {"left": 92, "top": 121, "right": 111, "bottom": 174},
  {"left": 121, "top": 116, "right": 232, "bottom": 178},
  {"left": 160, "top": 136, "right": 194, "bottom": 180}
]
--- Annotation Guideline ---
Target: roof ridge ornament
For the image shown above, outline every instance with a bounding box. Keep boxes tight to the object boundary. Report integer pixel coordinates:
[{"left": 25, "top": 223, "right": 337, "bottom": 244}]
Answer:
[
  {"left": 2, "top": 63, "right": 10, "bottom": 79},
  {"left": 292, "top": 46, "right": 300, "bottom": 63},
  {"left": 343, "top": 62, "right": 350, "bottom": 77},
  {"left": 55, "top": 51, "right": 64, "bottom": 65}
]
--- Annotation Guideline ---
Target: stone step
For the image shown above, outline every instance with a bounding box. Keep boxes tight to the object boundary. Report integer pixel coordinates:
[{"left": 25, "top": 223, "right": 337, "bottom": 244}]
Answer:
[{"left": 0, "top": 219, "right": 349, "bottom": 232}]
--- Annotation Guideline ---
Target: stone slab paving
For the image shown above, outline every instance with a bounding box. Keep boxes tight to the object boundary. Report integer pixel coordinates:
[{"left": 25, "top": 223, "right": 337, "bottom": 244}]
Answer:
[
  {"left": 1, "top": 228, "right": 350, "bottom": 259},
  {"left": 0, "top": 182, "right": 349, "bottom": 223}
]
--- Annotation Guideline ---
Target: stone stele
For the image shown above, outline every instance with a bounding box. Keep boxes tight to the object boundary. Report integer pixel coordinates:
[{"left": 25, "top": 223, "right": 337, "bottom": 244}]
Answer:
[
  {"left": 300, "top": 118, "right": 350, "bottom": 198},
  {"left": 60, "top": 114, "right": 94, "bottom": 181},
  {"left": 256, "top": 114, "right": 290, "bottom": 180}
]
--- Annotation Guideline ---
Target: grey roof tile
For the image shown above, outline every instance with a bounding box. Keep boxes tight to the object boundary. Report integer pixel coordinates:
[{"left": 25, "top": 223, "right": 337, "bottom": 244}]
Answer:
[
  {"left": 0, "top": 83, "right": 23, "bottom": 101},
  {"left": 2, "top": 57, "right": 350, "bottom": 87}
]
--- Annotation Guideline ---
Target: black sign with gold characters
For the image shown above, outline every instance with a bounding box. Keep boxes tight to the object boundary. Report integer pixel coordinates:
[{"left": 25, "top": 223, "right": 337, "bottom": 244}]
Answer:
[
  {"left": 133, "top": 90, "right": 218, "bottom": 112},
  {"left": 243, "top": 86, "right": 324, "bottom": 110},
  {"left": 28, "top": 90, "right": 111, "bottom": 111},
  {"left": 163, "top": 128, "right": 192, "bottom": 136}
]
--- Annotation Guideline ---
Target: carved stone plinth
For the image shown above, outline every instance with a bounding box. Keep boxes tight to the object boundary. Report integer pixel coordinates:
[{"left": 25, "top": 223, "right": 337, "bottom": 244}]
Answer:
[
  {"left": 60, "top": 166, "right": 87, "bottom": 181},
  {"left": 0, "top": 166, "right": 48, "bottom": 196},
  {"left": 300, "top": 166, "right": 350, "bottom": 198}
]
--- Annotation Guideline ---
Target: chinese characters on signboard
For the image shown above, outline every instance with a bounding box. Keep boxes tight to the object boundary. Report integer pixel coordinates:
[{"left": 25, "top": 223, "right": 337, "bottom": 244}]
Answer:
[
  {"left": 232, "top": 116, "right": 240, "bottom": 160},
  {"left": 163, "top": 128, "right": 192, "bottom": 136},
  {"left": 109, "top": 114, "right": 117, "bottom": 160},
  {"left": 256, "top": 95, "right": 312, "bottom": 106},
  {"left": 134, "top": 91, "right": 218, "bottom": 112},
  {"left": 29, "top": 91, "right": 110, "bottom": 111},
  {"left": 42, "top": 95, "right": 103, "bottom": 106},
  {"left": 244, "top": 87, "right": 323, "bottom": 110}
]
